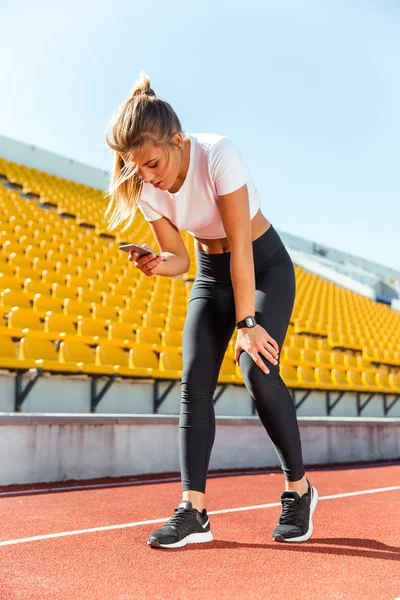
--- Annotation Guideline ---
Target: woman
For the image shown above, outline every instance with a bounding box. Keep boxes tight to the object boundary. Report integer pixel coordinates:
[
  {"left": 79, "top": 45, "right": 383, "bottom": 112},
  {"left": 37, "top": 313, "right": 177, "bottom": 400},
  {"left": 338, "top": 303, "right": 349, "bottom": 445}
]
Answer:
[{"left": 105, "top": 70, "right": 318, "bottom": 548}]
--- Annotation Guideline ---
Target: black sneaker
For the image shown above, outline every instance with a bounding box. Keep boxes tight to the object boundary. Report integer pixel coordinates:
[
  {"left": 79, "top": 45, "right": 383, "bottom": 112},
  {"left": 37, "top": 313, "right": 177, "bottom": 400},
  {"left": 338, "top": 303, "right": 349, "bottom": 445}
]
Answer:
[
  {"left": 148, "top": 500, "right": 213, "bottom": 549},
  {"left": 272, "top": 479, "right": 318, "bottom": 542}
]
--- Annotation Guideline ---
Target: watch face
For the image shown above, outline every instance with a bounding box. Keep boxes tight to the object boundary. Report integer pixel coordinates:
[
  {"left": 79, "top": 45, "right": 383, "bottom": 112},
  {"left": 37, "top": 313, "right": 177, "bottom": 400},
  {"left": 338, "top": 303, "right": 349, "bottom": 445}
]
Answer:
[{"left": 245, "top": 317, "right": 256, "bottom": 328}]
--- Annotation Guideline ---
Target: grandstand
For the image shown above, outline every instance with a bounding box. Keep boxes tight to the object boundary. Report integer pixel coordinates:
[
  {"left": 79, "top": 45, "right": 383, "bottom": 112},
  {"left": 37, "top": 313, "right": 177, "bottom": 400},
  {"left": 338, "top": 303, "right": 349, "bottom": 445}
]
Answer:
[{"left": 0, "top": 134, "right": 399, "bottom": 420}]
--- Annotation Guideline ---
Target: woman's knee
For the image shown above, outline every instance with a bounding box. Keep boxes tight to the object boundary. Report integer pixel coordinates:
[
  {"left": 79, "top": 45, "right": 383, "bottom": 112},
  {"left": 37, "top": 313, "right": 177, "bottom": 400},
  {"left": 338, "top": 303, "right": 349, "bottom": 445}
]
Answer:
[{"left": 239, "top": 353, "right": 283, "bottom": 399}]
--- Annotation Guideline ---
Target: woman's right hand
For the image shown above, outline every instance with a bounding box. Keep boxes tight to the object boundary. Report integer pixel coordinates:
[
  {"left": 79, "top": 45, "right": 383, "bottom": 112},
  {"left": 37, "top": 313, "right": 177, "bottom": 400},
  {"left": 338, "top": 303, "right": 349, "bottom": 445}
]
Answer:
[{"left": 128, "top": 244, "right": 165, "bottom": 277}]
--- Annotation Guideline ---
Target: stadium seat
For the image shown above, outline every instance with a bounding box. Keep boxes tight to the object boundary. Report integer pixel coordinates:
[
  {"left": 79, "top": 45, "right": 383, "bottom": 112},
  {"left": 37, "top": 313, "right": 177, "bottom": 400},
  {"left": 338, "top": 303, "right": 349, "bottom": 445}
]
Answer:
[
  {"left": 297, "top": 365, "right": 317, "bottom": 388},
  {"left": 63, "top": 298, "right": 93, "bottom": 318},
  {"left": 107, "top": 322, "right": 135, "bottom": 345},
  {"left": 129, "top": 347, "right": 165, "bottom": 378},
  {"left": 20, "top": 335, "right": 76, "bottom": 372},
  {"left": 118, "top": 309, "right": 142, "bottom": 327},
  {"left": 136, "top": 327, "right": 162, "bottom": 348},
  {"left": 159, "top": 350, "right": 182, "bottom": 377},
  {"left": 161, "top": 329, "right": 182, "bottom": 348},
  {"left": 77, "top": 317, "right": 108, "bottom": 340},
  {"left": 96, "top": 343, "right": 132, "bottom": 375},
  {"left": 280, "top": 364, "right": 298, "bottom": 388},
  {"left": 314, "top": 366, "right": 335, "bottom": 389},
  {"left": 0, "top": 289, "right": 31, "bottom": 311},
  {"left": 0, "top": 335, "right": 36, "bottom": 369},
  {"left": 59, "top": 340, "right": 109, "bottom": 374}
]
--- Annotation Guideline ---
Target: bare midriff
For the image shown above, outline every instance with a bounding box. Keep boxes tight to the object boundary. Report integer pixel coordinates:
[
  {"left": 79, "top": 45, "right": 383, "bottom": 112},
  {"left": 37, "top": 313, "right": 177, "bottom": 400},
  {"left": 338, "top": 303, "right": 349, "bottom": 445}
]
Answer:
[{"left": 193, "top": 209, "right": 271, "bottom": 254}]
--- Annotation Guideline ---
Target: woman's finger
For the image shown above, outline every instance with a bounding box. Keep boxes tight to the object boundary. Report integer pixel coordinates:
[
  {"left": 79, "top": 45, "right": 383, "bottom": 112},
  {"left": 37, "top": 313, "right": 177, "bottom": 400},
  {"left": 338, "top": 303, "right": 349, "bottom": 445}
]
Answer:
[
  {"left": 258, "top": 346, "right": 278, "bottom": 366},
  {"left": 249, "top": 352, "right": 270, "bottom": 375},
  {"left": 266, "top": 334, "right": 279, "bottom": 354}
]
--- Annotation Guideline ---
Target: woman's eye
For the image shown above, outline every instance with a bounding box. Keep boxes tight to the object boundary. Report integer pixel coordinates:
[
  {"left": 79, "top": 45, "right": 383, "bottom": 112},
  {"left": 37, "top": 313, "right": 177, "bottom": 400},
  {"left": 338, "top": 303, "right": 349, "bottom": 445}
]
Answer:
[{"left": 149, "top": 162, "right": 158, "bottom": 169}]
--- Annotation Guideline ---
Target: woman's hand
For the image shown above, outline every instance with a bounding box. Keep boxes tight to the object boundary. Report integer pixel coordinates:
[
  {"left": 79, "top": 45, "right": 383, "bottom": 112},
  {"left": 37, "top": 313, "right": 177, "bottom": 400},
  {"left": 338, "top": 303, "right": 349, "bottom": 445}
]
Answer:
[
  {"left": 128, "top": 244, "right": 165, "bottom": 277},
  {"left": 235, "top": 324, "right": 279, "bottom": 375}
]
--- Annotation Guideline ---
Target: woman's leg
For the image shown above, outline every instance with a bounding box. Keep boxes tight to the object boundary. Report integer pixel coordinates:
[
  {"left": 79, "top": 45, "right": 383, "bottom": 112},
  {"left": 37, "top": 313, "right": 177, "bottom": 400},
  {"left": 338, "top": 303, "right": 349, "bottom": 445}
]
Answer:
[
  {"left": 179, "top": 287, "right": 236, "bottom": 508},
  {"left": 239, "top": 246, "right": 307, "bottom": 488}
]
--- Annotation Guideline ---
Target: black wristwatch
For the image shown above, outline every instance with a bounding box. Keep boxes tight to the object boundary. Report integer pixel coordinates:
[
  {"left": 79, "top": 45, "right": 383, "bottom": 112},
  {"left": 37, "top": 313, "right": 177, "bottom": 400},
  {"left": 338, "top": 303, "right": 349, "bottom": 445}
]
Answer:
[{"left": 236, "top": 316, "right": 257, "bottom": 329}]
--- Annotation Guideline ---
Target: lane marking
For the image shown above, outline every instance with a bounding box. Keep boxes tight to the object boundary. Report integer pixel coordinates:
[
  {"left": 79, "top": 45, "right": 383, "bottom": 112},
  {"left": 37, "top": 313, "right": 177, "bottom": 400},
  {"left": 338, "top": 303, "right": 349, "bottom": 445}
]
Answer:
[
  {"left": 1, "top": 461, "right": 399, "bottom": 498},
  {"left": 0, "top": 485, "right": 399, "bottom": 548}
]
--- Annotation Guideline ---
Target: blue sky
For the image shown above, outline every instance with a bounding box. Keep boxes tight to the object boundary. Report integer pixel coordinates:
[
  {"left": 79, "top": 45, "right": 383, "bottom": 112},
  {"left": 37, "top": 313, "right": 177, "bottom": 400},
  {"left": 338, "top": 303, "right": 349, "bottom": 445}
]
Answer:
[{"left": 2, "top": 0, "right": 399, "bottom": 271}]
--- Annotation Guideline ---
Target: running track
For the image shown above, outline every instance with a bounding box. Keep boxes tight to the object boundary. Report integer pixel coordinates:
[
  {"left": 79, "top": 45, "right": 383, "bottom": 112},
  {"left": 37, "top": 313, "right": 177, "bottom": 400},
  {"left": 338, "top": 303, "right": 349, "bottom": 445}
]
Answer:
[{"left": 0, "top": 464, "right": 399, "bottom": 599}]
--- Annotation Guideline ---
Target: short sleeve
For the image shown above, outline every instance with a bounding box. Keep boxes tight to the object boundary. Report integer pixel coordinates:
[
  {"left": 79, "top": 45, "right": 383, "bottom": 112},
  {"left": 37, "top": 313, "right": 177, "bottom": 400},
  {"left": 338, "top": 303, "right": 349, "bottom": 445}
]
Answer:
[
  {"left": 210, "top": 137, "right": 249, "bottom": 196},
  {"left": 138, "top": 194, "right": 163, "bottom": 222}
]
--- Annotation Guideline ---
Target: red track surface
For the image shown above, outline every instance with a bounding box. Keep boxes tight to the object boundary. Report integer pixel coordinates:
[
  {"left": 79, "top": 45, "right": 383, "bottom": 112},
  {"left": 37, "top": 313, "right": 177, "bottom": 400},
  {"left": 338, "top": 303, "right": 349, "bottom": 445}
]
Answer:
[{"left": 0, "top": 464, "right": 399, "bottom": 599}]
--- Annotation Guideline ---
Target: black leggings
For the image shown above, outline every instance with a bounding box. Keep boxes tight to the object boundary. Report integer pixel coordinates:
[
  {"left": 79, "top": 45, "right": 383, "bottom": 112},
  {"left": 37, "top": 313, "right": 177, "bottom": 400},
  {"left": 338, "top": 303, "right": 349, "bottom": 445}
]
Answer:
[{"left": 179, "top": 225, "right": 305, "bottom": 492}]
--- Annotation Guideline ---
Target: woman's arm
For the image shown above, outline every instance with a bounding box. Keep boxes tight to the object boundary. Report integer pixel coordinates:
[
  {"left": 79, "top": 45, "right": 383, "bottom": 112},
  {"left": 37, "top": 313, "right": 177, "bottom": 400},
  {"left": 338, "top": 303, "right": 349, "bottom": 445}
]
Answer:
[
  {"left": 129, "top": 216, "right": 190, "bottom": 277},
  {"left": 217, "top": 184, "right": 279, "bottom": 372},
  {"left": 217, "top": 184, "right": 255, "bottom": 322}
]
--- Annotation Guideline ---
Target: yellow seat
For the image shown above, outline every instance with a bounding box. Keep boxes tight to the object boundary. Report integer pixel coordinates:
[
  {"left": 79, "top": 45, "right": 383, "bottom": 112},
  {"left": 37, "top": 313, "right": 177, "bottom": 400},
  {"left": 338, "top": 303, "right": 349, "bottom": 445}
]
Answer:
[
  {"left": 314, "top": 366, "right": 335, "bottom": 389},
  {"left": 129, "top": 346, "right": 164, "bottom": 378},
  {"left": 107, "top": 322, "right": 135, "bottom": 344},
  {"left": 161, "top": 329, "right": 182, "bottom": 348},
  {"left": 303, "top": 337, "right": 319, "bottom": 351},
  {"left": 52, "top": 283, "right": 75, "bottom": 300},
  {"left": 281, "top": 346, "right": 301, "bottom": 365},
  {"left": 118, "top": 309, "right": 142, "bottom": 327},
  {"left": 41, "top": 270, "right": 67, "bottom": 286},
  {"left": 76, "top": 288, "right": 103, "bottom": 304},
  {"left": 288, "top": 335, "right": 306, "bottom": 349},
  {"left": 44, "top": 313, "right": 77, "bottom": 336},
  {"left": 0, "top": 274, "right": 22, "bottom": 291},
  {"left": 375, "top": 371, "right": 394, "bottom": 393},
  {"left": 23, "top": 278, "right": 52, "bottom": 297},
  {"left": 167, "top": 303, "right": 187, "bottom": 318},
  {"left": 343, "top": 354, "right": 358, "bottom": 369},
  {"left": 102, "top": 293, "right": 128, "bottom": 309},
  {"left": 96, "top": 343, "right": 132, "bottom": 375},
  {"left": 77, "top": 317, "right": 108, "bottom": 340},
  {"left": 136, "top": 327, "right": 162, "bottom": 348},
  {"left": 0, "top": 289, "right": 31, "bottom": 310},
  {"left": 361, "top": 370, "right": 380, "bottom": 392},
  {"left": 93, "top": 305, "right": 119, "bottom": 321},
  {"left": 159, "top": 350, "right": 182, "bottom": 377},
  {"left": 20, "top": 335, "right": 75, "bottom": 372},
  {"left": 297, "top": 365, "right": 317, "bottom": 388},
  {"left": 59, "top": 340, "right": 108, "bottom": 374},
  {"left": 299, "top": 348, "right": 317, "bottom": 366},
  {"left": 346, "top": 369, "right": 363, "bottom": 391},
  {"left": 280, "top": 364, "right": 298, "bottom": 388},
  {"left": 63, "top": 299, "right": 93, "bottom": 318},
  {"left": 129, "top": 297, "right": 148, "bottom": 312},
  {"left": 0, "top": 262, "right": 16, "bottom": 276},
  {"left": 6, "top": 307, "right": 44, "bottom": 335},
  {"left": 142, "top": 313, "right": 165, "bottom": 329},
  {"left": 219, "top": 357, "right": 237, "bottom": 383},
  {"left": 315, "top": 350, "right": 331, "bottom": 367},
  {"left": 33, "top": 294, "right": 64, "bottom": 315},
  {"left": 165, "top": 315, "right": 185, "bottom": 331},
  {"left": 388, "top": 373, "right": 400, "bottom": 392},
  {"left": 330, "top": 351, "right": 346, "bottom": 369},
  {"left": 0, "top": 335, "right": 36, "bottom": 369}
]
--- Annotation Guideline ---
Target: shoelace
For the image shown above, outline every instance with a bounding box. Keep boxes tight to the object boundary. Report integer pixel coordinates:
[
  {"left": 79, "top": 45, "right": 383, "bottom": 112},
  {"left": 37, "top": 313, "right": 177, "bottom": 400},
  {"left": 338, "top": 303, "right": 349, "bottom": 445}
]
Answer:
[
  {"left": 165, "top": 508, "right": 195, "bottom": 534},
  {"left": 279, "top": 498, "right": 307, "bottom": 526}
]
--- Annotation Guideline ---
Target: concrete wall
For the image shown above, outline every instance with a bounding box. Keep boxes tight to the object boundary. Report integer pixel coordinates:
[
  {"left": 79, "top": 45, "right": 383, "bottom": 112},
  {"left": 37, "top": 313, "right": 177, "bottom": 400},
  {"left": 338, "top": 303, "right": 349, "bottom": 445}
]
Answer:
[
  {"left": 1, "top": 372, "right": 399, "bottom": 418},
  {"left": 0, "top": 414, "right": 399, "bottom": 485}
]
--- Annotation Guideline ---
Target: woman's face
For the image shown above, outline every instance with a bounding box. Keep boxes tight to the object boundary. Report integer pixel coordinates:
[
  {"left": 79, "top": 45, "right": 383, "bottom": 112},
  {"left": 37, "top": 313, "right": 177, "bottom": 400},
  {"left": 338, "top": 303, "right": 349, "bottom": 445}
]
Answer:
[{"left": 124, "top": 134, "right": 183, "bottom": 191}]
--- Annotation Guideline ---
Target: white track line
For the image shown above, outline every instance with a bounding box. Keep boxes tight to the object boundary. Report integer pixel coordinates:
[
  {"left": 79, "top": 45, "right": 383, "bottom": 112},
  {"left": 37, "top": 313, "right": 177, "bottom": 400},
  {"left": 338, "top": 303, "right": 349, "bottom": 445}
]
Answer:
[{"left": 0, "top": 485, "right": 399, "bottom": 548}]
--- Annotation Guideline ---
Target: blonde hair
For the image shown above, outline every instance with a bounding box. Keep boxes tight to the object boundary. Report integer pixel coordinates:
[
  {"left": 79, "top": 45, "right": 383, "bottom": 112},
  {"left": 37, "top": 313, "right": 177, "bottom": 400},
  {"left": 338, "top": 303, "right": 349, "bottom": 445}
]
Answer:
[{"left": 104, "top": 70, "right": 184, "bottom": 231}]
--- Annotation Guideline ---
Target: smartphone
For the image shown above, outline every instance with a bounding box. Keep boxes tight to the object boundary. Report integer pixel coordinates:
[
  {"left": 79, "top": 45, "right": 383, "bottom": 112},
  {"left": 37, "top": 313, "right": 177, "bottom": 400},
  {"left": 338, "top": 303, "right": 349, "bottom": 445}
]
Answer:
[{"left": 119, "top": 243, "right": 168, "bottom": 261}]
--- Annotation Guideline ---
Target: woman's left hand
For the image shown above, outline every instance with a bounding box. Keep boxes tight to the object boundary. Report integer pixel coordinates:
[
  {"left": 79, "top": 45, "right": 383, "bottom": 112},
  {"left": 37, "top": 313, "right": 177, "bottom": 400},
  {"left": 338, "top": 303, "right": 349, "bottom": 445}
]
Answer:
[{"left": 235, "top": 324, "right": 279, "bottom": 375}]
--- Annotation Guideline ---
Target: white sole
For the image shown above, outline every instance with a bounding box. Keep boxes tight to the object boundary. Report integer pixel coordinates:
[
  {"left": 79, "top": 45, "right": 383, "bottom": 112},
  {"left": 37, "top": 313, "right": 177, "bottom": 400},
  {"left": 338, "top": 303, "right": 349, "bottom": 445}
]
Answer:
[
  {"left": 149, "top": 530, "right": 213, "bottom": 549},
  {"left": 273, "top": 485, "right": 319, "bottom": 543}
]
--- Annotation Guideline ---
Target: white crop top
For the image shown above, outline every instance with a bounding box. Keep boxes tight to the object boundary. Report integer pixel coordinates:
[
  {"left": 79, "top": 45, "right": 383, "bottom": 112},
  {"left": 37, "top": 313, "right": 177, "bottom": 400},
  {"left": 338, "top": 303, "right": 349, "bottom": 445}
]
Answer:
[{"left": 138, "top": 133, "right": 261, "bottom": 239}]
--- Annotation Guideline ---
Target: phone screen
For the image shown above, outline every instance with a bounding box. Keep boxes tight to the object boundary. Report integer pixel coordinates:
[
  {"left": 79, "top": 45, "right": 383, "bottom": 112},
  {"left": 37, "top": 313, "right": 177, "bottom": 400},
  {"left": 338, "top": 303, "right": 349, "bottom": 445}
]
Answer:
[{"left": 119, "top": 244, "right": 167, "bottom": 260}]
